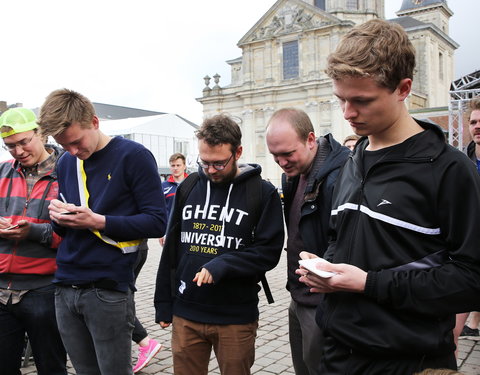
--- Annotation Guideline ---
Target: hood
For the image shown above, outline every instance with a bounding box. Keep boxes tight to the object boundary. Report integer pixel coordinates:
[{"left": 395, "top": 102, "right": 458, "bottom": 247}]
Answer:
[
  {"left": 303, "top": 134, "right": 350, "bottom": 195},
  {"left": 195, "top": 163, "right": 262, "bottom": 247},
  {"left": 353, "top": 119, "right": 447, "bottom": 161}
]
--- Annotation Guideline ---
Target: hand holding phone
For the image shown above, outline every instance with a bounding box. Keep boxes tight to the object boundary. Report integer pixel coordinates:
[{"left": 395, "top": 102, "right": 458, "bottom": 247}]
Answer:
[{"left": 298, "top": 258, "right": 337, "bottom": 278}]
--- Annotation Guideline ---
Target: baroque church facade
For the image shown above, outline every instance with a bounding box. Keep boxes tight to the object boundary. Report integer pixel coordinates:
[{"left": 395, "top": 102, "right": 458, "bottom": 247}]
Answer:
[{"left": 197, "top": 0, "right": 457, "bottom": 185}]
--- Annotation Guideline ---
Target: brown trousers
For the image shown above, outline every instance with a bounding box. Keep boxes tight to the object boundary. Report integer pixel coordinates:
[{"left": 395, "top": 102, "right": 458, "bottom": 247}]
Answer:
[{"left": 172, "top": 315, "right": 258, "bottom": 375}]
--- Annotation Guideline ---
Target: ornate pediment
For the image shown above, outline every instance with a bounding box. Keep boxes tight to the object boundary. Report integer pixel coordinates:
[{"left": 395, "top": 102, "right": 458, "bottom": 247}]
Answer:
[{"left": 239, "top": 0, "right": 341, "bottom": 45}]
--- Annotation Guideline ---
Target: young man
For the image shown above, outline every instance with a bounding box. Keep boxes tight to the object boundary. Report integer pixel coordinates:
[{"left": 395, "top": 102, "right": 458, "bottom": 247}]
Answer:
[
  {"left": 162, "top": 152, "right": 188, "bottom": 215},
  {"left": 154, "top": 114, "right": 284, "bottom": 375},
  {"left": 37, "top": 89, "right": 167, "bottom": 375},
  {"left": 297, "top": 19, "right": 480, "bottom": 374},
  {"left": 0, "top": 108, "right": 66, "bottom": 375},
  {"left": 159, "top": 152, "right": 188, "bottom": 246},
  {"left": 455, "top": 98, "right": 480, "bottom": 342},
  {"left": 266, "top": 108, "right": 349, "bottom": 375}
]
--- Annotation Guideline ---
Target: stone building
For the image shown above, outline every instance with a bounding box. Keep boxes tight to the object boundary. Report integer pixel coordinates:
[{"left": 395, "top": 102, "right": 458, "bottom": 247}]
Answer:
[{"left": 197, "top": 0, "right": 457, "bottom": 185}]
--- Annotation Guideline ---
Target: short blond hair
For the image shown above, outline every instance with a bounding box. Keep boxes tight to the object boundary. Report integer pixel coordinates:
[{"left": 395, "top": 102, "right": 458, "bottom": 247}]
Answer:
[
  {"left": 38, "top": 88, "right": 96, "bottom": 137},
  {"left": 326, "top": 19, "right": 415, "bottom": 91},
  {"left": 169, "top": 153, "right": 186, "bottom": 164}
]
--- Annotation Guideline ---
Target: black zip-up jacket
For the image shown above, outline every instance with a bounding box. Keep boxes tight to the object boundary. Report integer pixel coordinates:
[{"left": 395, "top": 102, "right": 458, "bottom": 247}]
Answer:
[
  {"left": 321, "top": 120, "right": 480, "bottom": 357},
  {"left": 283, "top": 134, "right": 349, "bottom": 306}
]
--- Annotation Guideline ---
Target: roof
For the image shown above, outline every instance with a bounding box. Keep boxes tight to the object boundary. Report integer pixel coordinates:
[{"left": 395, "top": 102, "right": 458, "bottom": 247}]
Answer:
[
  {"left": 92, "top": 102, "right": 165, "bottom": 120},
  {"left": 99, "top": 113, "right": 198, "bottom": 137},
  {"left": 389, "top": 16, "right": 458, "bottom": 49},
  {"left": 399, "top": 0, "right": 447, "bottom": 12}
]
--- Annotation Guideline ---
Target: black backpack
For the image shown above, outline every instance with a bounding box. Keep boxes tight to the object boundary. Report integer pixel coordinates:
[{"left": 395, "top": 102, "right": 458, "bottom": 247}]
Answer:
[{"left": 166, "top": 172, "right": 274, "bottom": 303}]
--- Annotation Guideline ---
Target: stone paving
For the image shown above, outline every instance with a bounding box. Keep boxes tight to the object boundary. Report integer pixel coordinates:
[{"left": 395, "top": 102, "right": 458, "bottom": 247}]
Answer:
[{"left": 21, "top": 239, "right": 480, "bottom": 374}]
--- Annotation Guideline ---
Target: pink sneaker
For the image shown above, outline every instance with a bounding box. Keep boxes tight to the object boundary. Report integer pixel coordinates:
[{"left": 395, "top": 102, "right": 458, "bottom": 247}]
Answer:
[{"left": 133, "top": 339, "right": 162, "bottom": 373}]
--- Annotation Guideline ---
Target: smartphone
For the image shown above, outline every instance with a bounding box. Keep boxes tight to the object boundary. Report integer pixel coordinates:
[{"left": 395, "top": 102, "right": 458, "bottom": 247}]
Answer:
[
  {"left": 61, "top": 212, "right": 77, "bottom": 215},
  {"left": 298, "top": 258, "right": 337, "bottom": 278},
  {"left": 6, "top": 224, "right": 20, "bottom": 230}
]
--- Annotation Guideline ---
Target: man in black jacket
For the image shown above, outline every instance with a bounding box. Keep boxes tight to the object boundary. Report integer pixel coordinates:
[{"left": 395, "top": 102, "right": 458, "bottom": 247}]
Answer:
[
  {"left": 266, "top": 108, "right": 349, "bottom": 375},
  {"left": 297, "top": 19, "right": 480, "bottom": 374}
]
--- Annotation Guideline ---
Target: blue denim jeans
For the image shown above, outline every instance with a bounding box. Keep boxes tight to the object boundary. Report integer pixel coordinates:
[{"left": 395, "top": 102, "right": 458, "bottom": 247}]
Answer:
[
  {"left": 0, "top": 284, "right": 67, "bottom": 375},
  {"left": 55, "top": 285, "right": 135, "bottom": 375}
]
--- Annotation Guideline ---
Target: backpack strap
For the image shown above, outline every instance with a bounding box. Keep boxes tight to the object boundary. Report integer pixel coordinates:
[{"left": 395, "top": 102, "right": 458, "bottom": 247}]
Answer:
[
  {"left": 167, "top": 172, "right": 199, "bottom": 297},
  {"left": 246, "top": 174, "right": 274, "bottom": 304}
]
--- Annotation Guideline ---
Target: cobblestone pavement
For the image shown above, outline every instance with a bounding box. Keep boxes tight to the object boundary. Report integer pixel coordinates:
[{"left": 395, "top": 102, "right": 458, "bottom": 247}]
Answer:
[{"left": 22, "top": 239, "right": 480, "bottom": 374}]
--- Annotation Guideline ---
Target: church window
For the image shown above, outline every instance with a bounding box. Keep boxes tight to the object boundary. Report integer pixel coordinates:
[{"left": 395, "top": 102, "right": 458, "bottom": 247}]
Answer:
[
  {"left": 283, "top": 40, "right": 299, "bottom": 80},
  {"left": 314, "top": 0, "right": 326, "bottom": 10},
  {"left": 346, "top": 0, "right": 358, "bottom": 9}
]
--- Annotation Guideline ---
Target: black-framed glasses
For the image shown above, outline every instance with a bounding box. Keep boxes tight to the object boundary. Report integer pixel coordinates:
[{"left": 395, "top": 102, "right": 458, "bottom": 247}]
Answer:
[
  {"left": 2, "top": 133, "right": 36, "bottom": 151},
  {"left": 197, "top": 154, "right": 233, "bottom": 171}
]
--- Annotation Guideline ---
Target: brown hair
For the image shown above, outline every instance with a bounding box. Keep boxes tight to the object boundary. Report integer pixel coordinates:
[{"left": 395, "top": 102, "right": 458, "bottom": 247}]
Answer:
[
  {"left": 343, "top": 134, "right": 360, "bottom": 145},
  {"left": 267, "top": 108, "right": 314, "bottom": 142},
  {"left": 169, "top": 152, "right": 186, "bottom": 164},
  {"left": 196, "top": 114, "right": 241, "bottom": 153},
  {"left": 326, "top": 19, "right": 416, "bottom": 91},
  {"left": 38, "top": 88, "right": 96, "bottom": 137},
  {"left": 469, "top": 97, "right": 480, "bottom": 115}
]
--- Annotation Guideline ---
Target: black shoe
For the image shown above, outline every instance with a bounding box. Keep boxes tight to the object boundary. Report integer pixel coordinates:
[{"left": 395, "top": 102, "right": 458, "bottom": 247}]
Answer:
[{"left": 460, "top": 325, "right": 479, "bottom": 338}]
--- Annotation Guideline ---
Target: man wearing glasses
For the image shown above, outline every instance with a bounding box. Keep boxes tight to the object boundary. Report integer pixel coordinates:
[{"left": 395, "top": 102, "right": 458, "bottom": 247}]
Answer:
[
  {"left": 0, "top": 108, "right": 67, "bottom": 375},
  {"left": 155, "top": 114, "right": 285, "bottom": 375}
]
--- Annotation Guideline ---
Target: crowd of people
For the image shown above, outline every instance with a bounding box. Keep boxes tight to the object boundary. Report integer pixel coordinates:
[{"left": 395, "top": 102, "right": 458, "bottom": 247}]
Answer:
[{"left": 0, "top": 18, "right": 479, "bottom": 375}]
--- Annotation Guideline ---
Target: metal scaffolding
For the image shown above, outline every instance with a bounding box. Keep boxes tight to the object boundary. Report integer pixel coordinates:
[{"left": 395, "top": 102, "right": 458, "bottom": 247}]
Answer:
[{"left": 448, "top": 70, "right": 480, "bottom": 149}]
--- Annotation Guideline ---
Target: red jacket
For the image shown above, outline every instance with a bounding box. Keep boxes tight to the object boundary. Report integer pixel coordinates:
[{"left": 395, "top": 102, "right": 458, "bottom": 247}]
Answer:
[{"left": 0, "top": 146, "right": 63, "bottom": 290}]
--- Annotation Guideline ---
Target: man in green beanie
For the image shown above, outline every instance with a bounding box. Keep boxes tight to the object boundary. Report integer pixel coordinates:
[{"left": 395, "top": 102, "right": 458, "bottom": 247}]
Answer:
[{"left": 0, "top": 107, "right": 67, "bottom": 375}]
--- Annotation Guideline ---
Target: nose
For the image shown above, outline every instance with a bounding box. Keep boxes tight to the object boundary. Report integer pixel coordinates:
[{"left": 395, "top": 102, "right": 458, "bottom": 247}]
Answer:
[
  {"left": 207, "top": 165, "right": 217, "bottom": 174},
  {"left": 276, "top": 156, "right": 288, "bottom": 167},
  {"left": 343, "top": 101, "right": 357, "bottom": 120},
  {"left": 66, "top": 146, "right": 79, "bottom": 156}
]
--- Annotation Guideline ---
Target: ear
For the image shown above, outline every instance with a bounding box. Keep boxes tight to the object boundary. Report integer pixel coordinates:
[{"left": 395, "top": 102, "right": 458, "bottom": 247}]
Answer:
[
  {"left": 235, "top": 145, "right": 243, "bottom": 160},
  {"left": 91, "top": 115, "right": 100, "bottom": 129},
  {"left": 306, "top": 131, "right": 316, "bottom": 149},
  {"left": 397, "top": 78, "right": 412, "bottom": 101}
]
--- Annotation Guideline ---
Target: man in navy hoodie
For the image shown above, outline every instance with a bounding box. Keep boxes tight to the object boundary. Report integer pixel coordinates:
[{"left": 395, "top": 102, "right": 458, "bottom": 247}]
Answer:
[
  {"left": 37, "top": 89, "right": 167, "bottom": 375},
  {"left": 154, "top": 114, "right": 284, "bottom": 375}
]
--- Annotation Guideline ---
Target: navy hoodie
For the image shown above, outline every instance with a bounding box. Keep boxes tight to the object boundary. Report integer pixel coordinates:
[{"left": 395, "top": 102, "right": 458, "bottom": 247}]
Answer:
[{"left": 155, "top": 164, "right": 284, "bottom": 325}]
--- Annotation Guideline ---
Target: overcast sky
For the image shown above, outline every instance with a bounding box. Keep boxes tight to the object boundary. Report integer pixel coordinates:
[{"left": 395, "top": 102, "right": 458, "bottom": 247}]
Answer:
[{"left": 1, "top": 0, "right": 477, "bottom": 124}]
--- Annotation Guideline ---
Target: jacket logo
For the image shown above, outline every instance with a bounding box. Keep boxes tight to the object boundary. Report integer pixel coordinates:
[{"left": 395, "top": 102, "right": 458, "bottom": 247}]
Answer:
[
  {"left": 164, "top": 186, "right": 173, "bottom": 194},
  {"left": 377, "top": 199, "right": 392, "bottom": 207},
  {"left": 107, "top": 173, "right": 111, "bottom": 180}
]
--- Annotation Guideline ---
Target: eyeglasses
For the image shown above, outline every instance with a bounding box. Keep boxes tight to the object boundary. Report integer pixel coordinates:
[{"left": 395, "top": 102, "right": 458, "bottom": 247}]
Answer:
[
  {"left": 2, "top": 133, "right": 36, "bottom": 151},
  {"left": 197, "top": 154, "right": 233, "bottom": 171}
]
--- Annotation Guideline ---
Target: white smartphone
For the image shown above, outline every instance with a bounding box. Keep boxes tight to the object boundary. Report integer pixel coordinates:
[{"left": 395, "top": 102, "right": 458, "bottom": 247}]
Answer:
[
  {"left": 298, "top": 258, "right": 337, "bottom": 278},
  {"left": 6, "top": 224, "right": 20, "bottom": 230}
]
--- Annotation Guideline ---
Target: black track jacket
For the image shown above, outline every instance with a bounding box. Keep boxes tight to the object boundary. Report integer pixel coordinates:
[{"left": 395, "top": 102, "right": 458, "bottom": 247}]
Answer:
[{"left": 320, "top": 120, "right": 480, "bottom": 357}]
